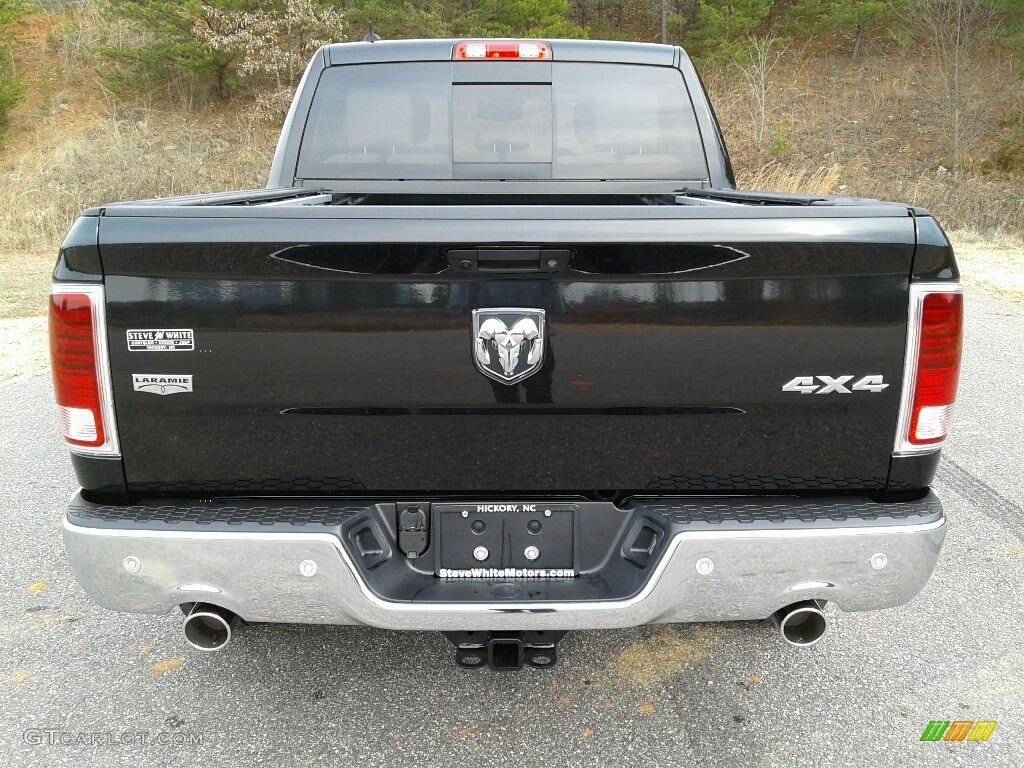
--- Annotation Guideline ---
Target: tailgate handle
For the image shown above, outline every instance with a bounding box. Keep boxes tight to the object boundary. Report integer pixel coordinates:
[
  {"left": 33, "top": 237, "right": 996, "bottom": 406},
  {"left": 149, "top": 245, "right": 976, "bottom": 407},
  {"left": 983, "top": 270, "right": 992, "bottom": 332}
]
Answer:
[{"left": 447, "top": 248, "right": 571, "bottom": 273}]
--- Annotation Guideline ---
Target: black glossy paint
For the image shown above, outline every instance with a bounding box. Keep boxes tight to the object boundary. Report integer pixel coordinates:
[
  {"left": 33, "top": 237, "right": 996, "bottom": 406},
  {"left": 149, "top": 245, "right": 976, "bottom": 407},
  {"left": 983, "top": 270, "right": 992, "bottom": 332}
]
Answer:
[
  {"left": 95, "top": 207, "right": 923, "bottom": 495},
  {"left": 54, "top": 215, "right": 102, "bottom": 281},
  {"left": 71, "top": 455, "right": 128, "bottom": 502},
  {"left": 912, "top": 216, "right": 960, "bottom": 281},
  {"left": 886, "top": 451, "right": 943, "bottom": 496}
]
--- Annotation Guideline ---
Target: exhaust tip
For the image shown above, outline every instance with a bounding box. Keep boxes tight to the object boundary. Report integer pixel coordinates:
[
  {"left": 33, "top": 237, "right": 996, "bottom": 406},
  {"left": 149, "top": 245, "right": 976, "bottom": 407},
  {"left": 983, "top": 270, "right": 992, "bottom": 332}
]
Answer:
[
  {"left": 772, "top": 601, "right": 828, "bottom": 648},
  {"left": 182, "top": 604, "right": 238, "bottom": 651}
]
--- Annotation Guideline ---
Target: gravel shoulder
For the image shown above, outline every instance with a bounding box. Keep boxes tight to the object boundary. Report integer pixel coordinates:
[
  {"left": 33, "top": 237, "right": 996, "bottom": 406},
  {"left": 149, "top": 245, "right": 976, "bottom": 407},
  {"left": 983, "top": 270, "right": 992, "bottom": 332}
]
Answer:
[
  {"left": 1, "top": 251, "right": 52, "bottom": 384},
  {"left": 951, "top": 231, "right": 1024, "bottom": 304},
  {"left": 0, "top": 317, "right": 48, "bottom": 384}
]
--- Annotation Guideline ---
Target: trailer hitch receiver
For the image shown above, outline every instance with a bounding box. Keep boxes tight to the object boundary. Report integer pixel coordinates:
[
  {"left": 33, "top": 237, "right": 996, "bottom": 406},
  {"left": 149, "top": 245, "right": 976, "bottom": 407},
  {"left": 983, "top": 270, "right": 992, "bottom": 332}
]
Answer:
[{"left": 444, "top": 631, "right": 567, "bottom": 670}]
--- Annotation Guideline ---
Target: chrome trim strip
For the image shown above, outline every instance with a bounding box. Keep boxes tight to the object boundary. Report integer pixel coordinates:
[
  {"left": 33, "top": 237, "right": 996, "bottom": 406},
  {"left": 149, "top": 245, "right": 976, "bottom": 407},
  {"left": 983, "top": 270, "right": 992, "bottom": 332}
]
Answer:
[
  {"left": 51, "top": 283, "right": 121, "bottom": 458},
  {"left": 62, "top": 512, "right": 946, "bottom": 631},
  {"left": 894, "top": 282, "right": 962, "bottom": 456}
]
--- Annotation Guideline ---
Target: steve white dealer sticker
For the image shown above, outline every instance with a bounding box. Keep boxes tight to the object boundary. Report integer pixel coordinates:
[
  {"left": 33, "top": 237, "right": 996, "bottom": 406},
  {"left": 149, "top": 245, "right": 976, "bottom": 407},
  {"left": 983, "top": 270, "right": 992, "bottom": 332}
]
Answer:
[{"left": 127, "top": 328, "right": 194, "bottom": 352}]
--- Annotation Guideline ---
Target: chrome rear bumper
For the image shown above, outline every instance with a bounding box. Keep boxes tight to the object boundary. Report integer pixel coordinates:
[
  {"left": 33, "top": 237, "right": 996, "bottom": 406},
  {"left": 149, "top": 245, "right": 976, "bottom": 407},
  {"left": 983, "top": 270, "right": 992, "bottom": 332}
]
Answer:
[{"left": 62, "top": 492, "right": 946, "bottom": 631}]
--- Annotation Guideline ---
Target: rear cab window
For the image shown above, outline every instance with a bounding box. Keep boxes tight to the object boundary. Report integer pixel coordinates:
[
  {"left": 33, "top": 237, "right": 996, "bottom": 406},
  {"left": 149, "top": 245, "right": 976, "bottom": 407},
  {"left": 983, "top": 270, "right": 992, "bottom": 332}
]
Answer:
[{"left": 297, "top": 61, "right": 709, "bottom": 182}]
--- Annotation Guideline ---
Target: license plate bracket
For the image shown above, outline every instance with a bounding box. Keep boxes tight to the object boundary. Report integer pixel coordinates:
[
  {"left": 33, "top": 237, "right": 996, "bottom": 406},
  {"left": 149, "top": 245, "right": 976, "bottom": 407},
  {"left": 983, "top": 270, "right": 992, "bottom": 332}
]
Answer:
[{"left": 436, "top": 503, "right": 576, "bottom": 574}]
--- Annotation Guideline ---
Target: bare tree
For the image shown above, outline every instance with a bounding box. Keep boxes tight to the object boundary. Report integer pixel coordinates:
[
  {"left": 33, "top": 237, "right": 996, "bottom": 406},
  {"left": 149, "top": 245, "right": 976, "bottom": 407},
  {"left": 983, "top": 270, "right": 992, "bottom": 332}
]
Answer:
[
  {"left": 900, "top": 0, "right": 996, "bottom": 175},
  {"left": 731, "top": 34, "right": 787, "bottom": 150},
  {"left": 196, "top": 0, "right": 345, "bottom": 117}
]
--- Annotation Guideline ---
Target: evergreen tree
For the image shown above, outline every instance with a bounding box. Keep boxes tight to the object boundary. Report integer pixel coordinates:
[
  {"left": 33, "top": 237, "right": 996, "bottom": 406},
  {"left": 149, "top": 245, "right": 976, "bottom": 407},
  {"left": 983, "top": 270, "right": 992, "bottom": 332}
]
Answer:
[
  {"left": 101, "top": 1, "right": 257, "bottom": 98},
  {"left": 782, "top": 0, "right": 893, "bottom": 57},
  {"left": 833, "top": 0, "right": 891, "bottom": 57},
  {"left": 347, "top": 0, "right": 584, "bottom": 40},
  {"left": 345, "top": 1, "right": 451, "bottom": 40},
  {"left": 468, "top": 0, "right": 586, "bottom": 38},
  {"left": 689, "top": 0, "right": 774, "bottom": 59}
]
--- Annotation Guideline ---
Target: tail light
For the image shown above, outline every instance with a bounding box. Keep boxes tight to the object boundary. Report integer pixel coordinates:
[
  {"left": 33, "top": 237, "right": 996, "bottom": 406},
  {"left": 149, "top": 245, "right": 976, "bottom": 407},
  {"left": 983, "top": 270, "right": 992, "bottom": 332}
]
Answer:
[
  {"left": 894, "top": 283, "right": 963, "bottom": 454},
  {"left": 49, "top": 284, "right": 119, "bottom": 456},
  {"left": 454, "top": 41, "right": 552, "bottom": 60}
]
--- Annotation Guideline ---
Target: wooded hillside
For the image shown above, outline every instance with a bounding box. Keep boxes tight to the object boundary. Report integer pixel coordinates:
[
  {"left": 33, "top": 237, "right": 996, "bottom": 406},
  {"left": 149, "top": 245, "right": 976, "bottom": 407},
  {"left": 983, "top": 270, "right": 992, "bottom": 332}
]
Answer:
[{"left": 0, "top": 0, "right": 1022, "bottom": 252}]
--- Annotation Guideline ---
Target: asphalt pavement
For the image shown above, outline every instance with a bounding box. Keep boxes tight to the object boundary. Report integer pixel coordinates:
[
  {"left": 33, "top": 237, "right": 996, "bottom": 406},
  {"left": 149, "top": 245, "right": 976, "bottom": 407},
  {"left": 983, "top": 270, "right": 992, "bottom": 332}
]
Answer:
[{"left": 0, "top": 291, "right": 1021, "bottom": 768}]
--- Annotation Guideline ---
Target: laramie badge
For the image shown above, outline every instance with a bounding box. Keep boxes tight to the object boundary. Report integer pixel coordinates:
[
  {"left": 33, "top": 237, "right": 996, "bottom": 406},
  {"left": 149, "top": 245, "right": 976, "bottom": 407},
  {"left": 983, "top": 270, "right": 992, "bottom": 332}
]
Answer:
[{"left": 472, "top": 308, "right": 546, "bottom": 385}]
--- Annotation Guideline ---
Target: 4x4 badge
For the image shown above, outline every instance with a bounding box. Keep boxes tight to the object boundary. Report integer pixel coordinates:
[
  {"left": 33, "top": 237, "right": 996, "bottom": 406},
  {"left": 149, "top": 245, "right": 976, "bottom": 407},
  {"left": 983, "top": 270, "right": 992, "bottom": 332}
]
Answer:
[{"left": 472, "top": 308, "right": 546, "bottom": 385}]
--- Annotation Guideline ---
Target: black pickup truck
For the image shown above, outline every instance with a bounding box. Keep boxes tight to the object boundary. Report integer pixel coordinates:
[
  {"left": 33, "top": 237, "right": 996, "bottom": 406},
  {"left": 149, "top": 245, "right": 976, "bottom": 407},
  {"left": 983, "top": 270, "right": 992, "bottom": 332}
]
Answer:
[{"left": 51, "top": 38, "right": 962, "bottom": 670}]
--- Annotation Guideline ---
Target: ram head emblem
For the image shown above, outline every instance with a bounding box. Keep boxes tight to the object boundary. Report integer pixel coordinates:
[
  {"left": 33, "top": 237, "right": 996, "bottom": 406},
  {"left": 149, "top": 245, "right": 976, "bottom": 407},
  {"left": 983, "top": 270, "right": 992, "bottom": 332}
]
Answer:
[{"left": 472, "top": 308, "right": 546, "bottom": 384}]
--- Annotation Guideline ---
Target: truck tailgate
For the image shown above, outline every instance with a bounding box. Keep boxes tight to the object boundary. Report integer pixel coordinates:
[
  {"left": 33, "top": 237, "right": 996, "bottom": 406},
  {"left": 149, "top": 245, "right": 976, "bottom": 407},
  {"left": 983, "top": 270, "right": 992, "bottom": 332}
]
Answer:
[{"left": 97, "top": 204, "right": 915, "bottom": 494}]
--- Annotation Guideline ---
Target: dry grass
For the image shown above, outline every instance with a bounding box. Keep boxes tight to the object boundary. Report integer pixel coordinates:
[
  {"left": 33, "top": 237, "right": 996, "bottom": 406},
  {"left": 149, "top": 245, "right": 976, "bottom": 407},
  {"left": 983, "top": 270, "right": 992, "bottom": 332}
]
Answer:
[
  {"left": 711, "top": 42, "right": 1024, "bottom": 234},
  {"left": 736, "top": 162, "right": 841, "bottom": 195},
  {"left": 0, "top": 104, "right": 277, "bottom": 254},
  {"left": 867, "top": 172, "right": 1024, "bottom": 233}
]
